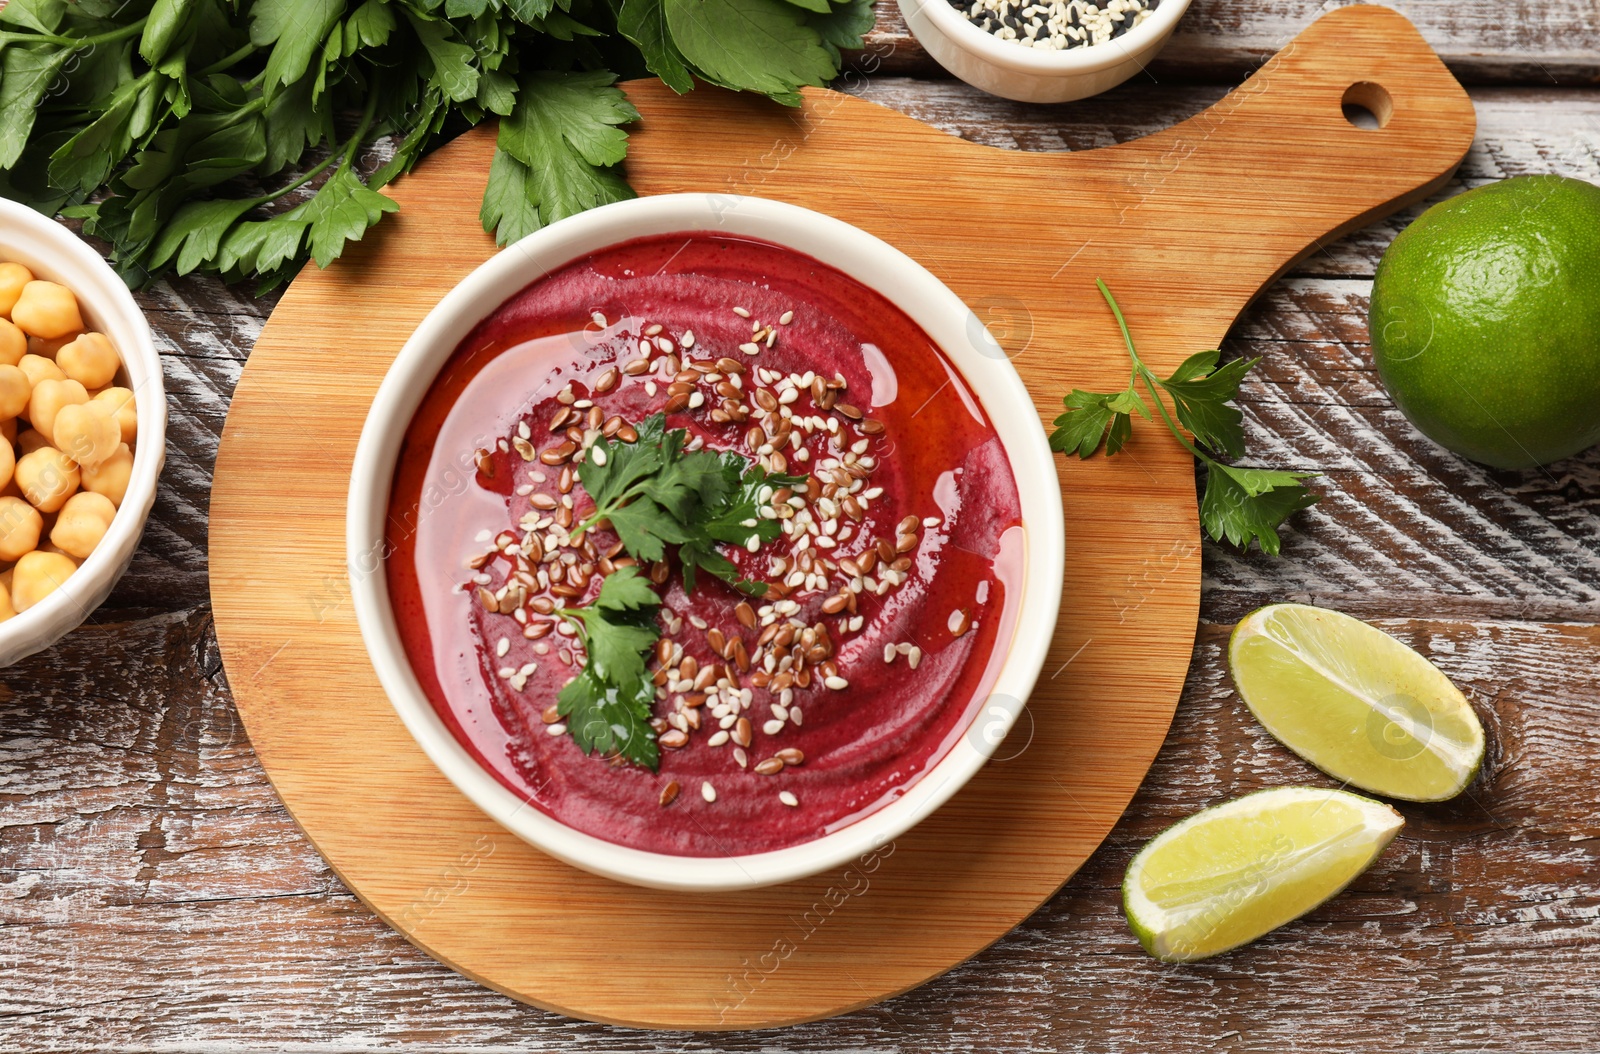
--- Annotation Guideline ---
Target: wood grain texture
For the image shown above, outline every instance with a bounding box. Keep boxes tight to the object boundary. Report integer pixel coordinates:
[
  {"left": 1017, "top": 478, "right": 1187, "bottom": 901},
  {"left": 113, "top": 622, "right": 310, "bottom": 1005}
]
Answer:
[
  {"left": 6, "top": 614, "right": 1598, "bottom": 1051},
  {"left": 857, "top": 0, "right": 1600, "bottom": 85},
  {"left": 204, "top": 6, "right": 1480, "bottom": 1028},
  {"left": 3, "top": 68, "right": 1599, "bottom": 1052}
]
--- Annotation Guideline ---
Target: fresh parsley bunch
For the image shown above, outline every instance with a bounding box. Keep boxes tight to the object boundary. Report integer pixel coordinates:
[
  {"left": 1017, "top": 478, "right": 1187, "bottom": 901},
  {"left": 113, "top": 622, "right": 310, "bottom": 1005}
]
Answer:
[
  {"left": 1052, "top": 280, "right": 1318, "bottom": 555},
  {"left": 0, "top": 0, "right": 874, "bottom": 288},
  {"left": 573, "top": 413, "right": 803, "bottom": 595}
]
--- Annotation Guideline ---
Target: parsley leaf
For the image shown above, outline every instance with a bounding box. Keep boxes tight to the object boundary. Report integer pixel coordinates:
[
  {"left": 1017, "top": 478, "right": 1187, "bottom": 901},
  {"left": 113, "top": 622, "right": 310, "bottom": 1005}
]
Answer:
[
  {"left": 286, "top": 162, "right": 399, "bottom": 268},
  {"left": 1201, "top": 464, "right": 1319, "bottom": 557},
  {"left": 486, "top": 70, "right": 637, "bottom": 245},
  {"left": 678, "top": 453, "right": 803, "bottom": 595},
  {"left": 1153, "top": 349, "right": 1254, "bottom": 460},
  {"left": 574, "top": 413, "right": 795, "bottom": 593},
  {"left": 618, "top": 0, "right": 696, "bottom": 94},
  {"left": 662, "top": 0, "right": 838, "bottom": 106},
  {"left": 556, "top": 566, "right": 662, "bottom": 769},
  {"left": 1050, "top": 280, "right": 1319, "bottom": 554},
  {"left": 1049, "top": 386, "right": 1145, "bottom": 458}
]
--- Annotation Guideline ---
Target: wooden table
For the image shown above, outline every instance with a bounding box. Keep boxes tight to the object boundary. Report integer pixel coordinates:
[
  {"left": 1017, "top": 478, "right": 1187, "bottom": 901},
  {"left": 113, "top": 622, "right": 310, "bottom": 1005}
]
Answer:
[{"left": 4, "top": 1, "right": 1598, "bottom": 1049}]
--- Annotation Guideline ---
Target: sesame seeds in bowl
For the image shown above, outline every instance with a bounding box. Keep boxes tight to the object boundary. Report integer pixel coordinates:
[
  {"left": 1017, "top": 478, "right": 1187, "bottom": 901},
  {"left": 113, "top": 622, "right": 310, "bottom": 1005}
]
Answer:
[
  {"left": 899, "top": 0, "right": 1193, "bottom": 103},
  {"left": 956, "top": 0, "right": 1161, "bottom": 51}
]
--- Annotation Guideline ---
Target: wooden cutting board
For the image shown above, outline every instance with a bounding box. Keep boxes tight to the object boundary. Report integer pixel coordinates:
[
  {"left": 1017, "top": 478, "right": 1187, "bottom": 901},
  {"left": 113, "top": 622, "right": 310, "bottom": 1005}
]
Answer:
[{"left": 208, "top": 4, "right": 1473, "bottom": 1029}]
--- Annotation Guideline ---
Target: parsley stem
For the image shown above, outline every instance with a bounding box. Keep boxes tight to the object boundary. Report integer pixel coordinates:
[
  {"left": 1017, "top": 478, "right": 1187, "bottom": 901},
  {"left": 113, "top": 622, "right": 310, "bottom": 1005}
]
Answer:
[
  {"left": 27, "top": 17, "right": 148, "bottom": 48},
  {"left": 1137, "top": 365, "right": 1215, "bottom": 467},
  {"left": 1096, "top": 278, "right": 1217, "bottom": 469},
  {"left": 251, "top": 90, "right": 383, "bottom": 208},
  {"left": 197, "top": 42, "right": 259, "bottom": 77}
]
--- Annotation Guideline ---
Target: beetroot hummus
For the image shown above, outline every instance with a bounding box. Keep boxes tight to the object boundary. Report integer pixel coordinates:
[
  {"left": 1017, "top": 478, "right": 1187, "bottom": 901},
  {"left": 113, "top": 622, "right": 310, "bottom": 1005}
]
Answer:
[{"left": 386, "top": 233, "right": 1023, "bottom": 857}]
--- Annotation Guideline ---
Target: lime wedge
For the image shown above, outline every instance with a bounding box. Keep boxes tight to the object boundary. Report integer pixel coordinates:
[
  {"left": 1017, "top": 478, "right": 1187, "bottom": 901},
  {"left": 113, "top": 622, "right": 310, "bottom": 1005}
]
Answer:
[
  {"left": 1123, "top": 787, "right": 1403, "bottom": 962},
  {"left": 1228, "top": 604, "right": 1485, "bottom": 802}
]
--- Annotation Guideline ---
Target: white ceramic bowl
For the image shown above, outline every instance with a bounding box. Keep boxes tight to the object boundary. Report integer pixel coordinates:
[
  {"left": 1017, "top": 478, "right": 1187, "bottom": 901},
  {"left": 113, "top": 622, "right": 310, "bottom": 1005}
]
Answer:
[
  {"left": 0, "top": 199, "right": 166, "bottom": 667},
  {"left": 900, "top": 0, "right": 1192, "bottom": 103},
  {"left": 348, "top": 194, "right": 1064, "bottom": 891}
]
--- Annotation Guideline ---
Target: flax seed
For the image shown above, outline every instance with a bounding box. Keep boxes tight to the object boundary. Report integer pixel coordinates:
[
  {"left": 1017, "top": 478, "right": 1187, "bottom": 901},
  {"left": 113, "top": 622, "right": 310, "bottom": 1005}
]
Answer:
[
  {"left": 539, "top": 442, "right": 575, "bottom": 465},
  {"left": 660, "top": 781, "right": 680, "bottom": 806}
]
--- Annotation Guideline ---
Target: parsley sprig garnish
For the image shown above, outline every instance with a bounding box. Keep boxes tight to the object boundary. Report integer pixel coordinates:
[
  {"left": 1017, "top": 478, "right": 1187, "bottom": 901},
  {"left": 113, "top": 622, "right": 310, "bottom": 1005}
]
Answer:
[
  {"left": 551, "top": 414, "right": 803, "bottom": 766},
  {"left": 1051, "top": 281, "right": 1319, "bottom": 555},
  {"left": 555, "top": 566, "right": 662, "bottom": 770},
  {"left": 572, "top": 413, "right": 803, "bottom": 596}
]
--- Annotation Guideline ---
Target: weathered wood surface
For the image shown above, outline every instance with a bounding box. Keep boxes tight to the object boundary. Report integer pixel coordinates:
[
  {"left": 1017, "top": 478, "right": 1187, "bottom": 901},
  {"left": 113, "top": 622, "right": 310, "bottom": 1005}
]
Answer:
[
  {"left": 2, "top": 81, "right": 1599, "bottom": 1049},
  {"left": 857, "top": 0, "right": 1600, "bottom": 85}
]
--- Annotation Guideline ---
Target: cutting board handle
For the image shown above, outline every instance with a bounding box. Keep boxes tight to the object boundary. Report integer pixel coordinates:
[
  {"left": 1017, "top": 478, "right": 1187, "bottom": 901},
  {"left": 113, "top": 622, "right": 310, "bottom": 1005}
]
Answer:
[{"left": 1104, "top": 4, "right": 1476, "bottom": 333}]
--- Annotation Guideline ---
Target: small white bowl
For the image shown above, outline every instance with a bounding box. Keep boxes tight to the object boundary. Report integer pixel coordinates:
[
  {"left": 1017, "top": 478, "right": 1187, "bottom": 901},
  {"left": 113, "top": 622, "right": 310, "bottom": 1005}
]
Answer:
[
  {"left": 348, "top": 193, "right": 1064, "bottom": 891},
  {"left": 900, "top": 0, "right": 1192, "bottom": 103},
  {"left": 0, "top": 199, "right": 166, "bottom": 667}
]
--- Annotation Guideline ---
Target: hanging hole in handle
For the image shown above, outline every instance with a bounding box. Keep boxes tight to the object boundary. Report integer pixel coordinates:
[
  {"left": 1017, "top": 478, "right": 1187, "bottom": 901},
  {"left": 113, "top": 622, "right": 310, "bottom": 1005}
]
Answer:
[{"left": 1342, "top": 81, "right": 1393, "bottom": 130}]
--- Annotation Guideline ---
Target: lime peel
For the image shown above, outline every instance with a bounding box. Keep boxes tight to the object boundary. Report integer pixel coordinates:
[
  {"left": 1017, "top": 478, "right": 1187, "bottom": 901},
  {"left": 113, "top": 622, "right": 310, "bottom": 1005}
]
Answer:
[
  {"left": 1123, "top": 787, "right": 1403, "bottom": 963},
  {"left": 1229, "top": 603, "right": 1486, "bottom": 802}
]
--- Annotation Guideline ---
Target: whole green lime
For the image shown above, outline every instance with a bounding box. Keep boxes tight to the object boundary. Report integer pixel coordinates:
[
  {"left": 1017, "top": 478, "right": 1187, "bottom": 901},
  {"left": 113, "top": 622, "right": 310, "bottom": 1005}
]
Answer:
[{"left": 1369, "top": 174, "right": 1600, "bottom": 469}]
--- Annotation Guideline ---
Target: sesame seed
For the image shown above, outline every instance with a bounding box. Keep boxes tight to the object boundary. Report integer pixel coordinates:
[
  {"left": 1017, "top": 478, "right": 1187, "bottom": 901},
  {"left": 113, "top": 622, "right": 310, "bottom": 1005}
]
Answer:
[
  {"left": 548, "top": 723, "right": 567, "bottom": 735},
  {"left": 740, "top": 342, "right": 761, "bottom": 356},
  {"left": 824, "top": 675, "right": 848, "bottom": 690},
  {"left": 763, "top": 719, "right": 784, "bottom": 735},
  {"left": 779, "top": 791, "right": 799, "bottom": 807},
  {"left": 591, "top": 311, "right": 607, "bottom": 327},
  {"left": 702, "top": 781, "right": 717, "bottom": 802},
  {"left": 779, "top": 310, "right": 794, "bottom": 325}
]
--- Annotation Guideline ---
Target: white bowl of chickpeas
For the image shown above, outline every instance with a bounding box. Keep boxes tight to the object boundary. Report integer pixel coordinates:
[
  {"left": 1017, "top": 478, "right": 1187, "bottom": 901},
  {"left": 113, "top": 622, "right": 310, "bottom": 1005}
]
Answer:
[{"left": 0, "top": 198, "right": 164, "bottom": 666}]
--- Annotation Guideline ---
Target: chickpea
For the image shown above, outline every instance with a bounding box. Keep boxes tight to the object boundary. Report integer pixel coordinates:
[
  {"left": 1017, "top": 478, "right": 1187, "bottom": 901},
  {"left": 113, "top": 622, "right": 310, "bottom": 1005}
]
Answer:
[
  {"left": 0, "top": 263, "right": 33, "bottom": 316},
  {"left": 93, "top": 386, "right": 137, "bottom": 444},
  {"left": 15, "top": 446, "right": 79, "bottom": 512},
  {"left": 27, "top": 377, "right": 87, "bottom": 437},
  {"left": 11, "top": 549, "right": 77, "bottom": 611},
  {"left": 56, "top": 332, "right": 119, "bottom": 388},
  {"left": 18, "top": 353, "right": 65, "bottom": 387},
  {"left": 50, "top": 490, "right": 116, "bottom": 559},
  {"left": 0, "top": 318, "right": 25, "bottom": 366},
  {"left": 33, "top": 333, "right": 84, "bottom": 361},
  {"left": 0, "top": 582, "right": 14, "bottom": 622},
  {"left": 0, "top": 364, "right": 30, "bottom": 419},
  {"left": 10, "top": 281, "right": 83, "bottom": 339},
  {"left": 0, "top": 496, "right": 42, "bottom": 562},
  {"left": 15, "top": 429, "right": 48, "bottom": 456},
  {"left": 0, "top": 437, "right": 12, "bottom": 492},
  {"left": 0, "top": 419, "right": 15, "bottom": 445},
  {"left": 52, "top": 402, "right": 119, "bottom": 468},
  {"left": 81, "top": 443, "right": 132, "bottom": 506}
]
